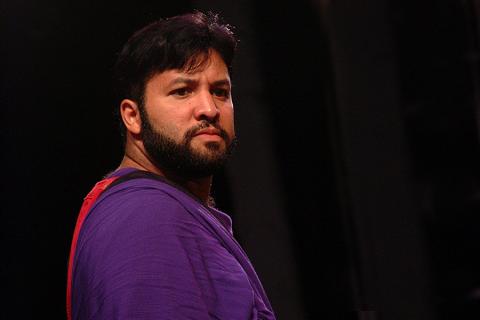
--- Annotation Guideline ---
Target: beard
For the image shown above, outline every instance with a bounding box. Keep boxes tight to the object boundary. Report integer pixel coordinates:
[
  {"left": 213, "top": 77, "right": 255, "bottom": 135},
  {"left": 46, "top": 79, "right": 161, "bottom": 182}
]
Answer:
[{"left": 140, "top": 110, "right": 236, "bottom": 179}]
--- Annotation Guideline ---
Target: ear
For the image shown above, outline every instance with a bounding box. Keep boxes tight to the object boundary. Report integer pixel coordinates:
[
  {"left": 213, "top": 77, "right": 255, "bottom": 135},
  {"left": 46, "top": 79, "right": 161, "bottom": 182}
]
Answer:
[{"left": 120, "top": 99, "right": 142, "bottom": 135}]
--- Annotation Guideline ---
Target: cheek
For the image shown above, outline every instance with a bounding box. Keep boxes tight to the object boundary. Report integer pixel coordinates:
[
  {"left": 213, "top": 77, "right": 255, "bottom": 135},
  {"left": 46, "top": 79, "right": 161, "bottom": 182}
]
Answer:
[
  {"left": 150, "top": 115, "right": 184, "bottom": 140},
  {"left": 221, "top": 108, "right": 235, "bottom": 136},
  {"left": 149, "top": 108, "right": 188, "bottom": 136},
  {"left": 163, "top": 123, "right": 182, "bottom": 139}
]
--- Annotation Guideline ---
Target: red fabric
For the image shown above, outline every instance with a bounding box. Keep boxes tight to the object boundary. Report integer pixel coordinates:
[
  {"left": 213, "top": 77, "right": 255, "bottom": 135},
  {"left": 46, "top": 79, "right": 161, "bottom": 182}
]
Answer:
[{"left": 66, "top": 176, "right": 119, "bottom": 320}]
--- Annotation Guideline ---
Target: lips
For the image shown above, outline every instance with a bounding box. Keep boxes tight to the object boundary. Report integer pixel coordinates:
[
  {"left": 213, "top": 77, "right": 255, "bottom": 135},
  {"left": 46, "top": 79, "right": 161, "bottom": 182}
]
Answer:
[{"left": 193, "top": 127, "right": 222, "bottom": 137}]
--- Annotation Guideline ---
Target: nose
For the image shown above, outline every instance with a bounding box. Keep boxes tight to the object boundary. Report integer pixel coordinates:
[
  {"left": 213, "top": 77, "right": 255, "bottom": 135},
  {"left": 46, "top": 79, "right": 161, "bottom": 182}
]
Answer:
[{"left": 193, "top": 90, "right": 219, "bottom": 121}]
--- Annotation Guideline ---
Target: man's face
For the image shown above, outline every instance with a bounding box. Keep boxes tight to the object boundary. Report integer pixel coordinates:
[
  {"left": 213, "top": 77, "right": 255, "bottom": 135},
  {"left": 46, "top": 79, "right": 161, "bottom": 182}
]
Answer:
[{"left": 140, "top": 50, "right": 236, "bottom": 178}]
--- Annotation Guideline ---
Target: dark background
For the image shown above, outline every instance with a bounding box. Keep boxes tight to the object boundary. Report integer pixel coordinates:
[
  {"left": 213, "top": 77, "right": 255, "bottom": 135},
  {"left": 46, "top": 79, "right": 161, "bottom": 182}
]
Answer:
[{"left": 2, "top": 0, "right": 480, "bottom": 319}]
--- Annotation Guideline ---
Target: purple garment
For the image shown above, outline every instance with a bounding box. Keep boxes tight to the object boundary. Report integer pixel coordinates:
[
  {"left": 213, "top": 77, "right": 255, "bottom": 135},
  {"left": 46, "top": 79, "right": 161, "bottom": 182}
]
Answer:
[{"left": 72, "top": 168, "right": 276, "bottom": 319}]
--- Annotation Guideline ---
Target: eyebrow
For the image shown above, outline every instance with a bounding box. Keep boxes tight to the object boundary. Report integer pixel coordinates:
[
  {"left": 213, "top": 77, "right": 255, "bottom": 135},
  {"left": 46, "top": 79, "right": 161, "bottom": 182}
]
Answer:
[
  {"left": 169, "top": 77, "right": 231, "bottom": 87},
  {"left": 169, "top": 77, "right": 195, "bottom": 86},
  {"left": 212, "top": 79, "right": 231, "bottom": 87}
]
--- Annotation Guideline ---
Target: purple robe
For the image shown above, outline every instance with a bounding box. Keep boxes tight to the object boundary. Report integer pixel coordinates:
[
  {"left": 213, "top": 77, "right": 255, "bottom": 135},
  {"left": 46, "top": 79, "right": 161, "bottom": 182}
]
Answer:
[{"left": 71, "top": 168, "right": 276, "bottom": 319}]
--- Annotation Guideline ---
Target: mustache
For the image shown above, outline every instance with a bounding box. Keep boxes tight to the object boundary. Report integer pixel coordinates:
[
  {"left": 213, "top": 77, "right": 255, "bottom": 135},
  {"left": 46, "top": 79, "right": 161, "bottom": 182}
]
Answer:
[{"left": 184, "top": 120, "right": 230, "bottom": 143}]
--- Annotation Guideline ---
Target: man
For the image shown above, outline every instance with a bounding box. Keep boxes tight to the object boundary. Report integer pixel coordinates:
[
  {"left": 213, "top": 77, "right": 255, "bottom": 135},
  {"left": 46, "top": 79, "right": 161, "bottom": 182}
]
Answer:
[{"left": 66, "top": 11, "right": 276, "bottom": 320}]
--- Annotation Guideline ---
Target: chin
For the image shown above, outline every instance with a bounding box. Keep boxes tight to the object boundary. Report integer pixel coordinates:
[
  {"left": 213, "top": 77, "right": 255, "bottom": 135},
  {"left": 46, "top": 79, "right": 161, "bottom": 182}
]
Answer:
[{"left": 191, "top": 140, "right": 222, "bottom": 152}]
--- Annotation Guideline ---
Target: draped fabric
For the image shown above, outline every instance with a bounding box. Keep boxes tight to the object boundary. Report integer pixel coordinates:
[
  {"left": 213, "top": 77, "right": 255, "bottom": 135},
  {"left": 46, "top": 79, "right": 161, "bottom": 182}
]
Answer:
[{"left": 71, "top": 168, "right": 276, "bottom": 319}]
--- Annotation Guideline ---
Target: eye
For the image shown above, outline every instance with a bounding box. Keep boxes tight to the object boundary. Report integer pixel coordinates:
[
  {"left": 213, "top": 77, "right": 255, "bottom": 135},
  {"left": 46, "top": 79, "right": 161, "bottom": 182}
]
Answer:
[
  {"left": 211, "top": 88, "right": 230, "bottom": 99},
  {"left": 170, "top": 87, "right": 192, "bottom": 97}
]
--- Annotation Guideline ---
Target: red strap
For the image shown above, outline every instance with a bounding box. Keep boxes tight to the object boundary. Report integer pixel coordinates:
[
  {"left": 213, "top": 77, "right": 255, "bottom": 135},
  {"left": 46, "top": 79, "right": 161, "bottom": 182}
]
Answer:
[{"left": 66, "top": 176, "right": 119, "bottom": 320}]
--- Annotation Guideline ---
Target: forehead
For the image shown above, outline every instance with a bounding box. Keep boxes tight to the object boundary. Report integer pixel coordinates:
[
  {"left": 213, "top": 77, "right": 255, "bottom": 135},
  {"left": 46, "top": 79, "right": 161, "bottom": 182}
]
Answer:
[
  {"left": 156, "top": 50, "right": 230, "bottom": 84},
  {"left": 183, "top": 49, "right": 229, "bottom": 74}
]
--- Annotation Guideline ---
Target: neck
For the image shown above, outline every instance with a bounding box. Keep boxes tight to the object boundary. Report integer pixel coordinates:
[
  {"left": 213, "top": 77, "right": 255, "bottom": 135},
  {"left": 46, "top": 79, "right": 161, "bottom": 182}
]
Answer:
[{"left": 118, "top": 153, "right": 213, "bottom": 204}]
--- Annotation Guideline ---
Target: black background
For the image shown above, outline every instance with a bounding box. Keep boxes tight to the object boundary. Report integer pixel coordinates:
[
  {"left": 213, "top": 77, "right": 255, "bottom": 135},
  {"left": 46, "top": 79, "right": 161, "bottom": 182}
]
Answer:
[{"left": 2, "top": 0, "right": 480, "bottom": 319}]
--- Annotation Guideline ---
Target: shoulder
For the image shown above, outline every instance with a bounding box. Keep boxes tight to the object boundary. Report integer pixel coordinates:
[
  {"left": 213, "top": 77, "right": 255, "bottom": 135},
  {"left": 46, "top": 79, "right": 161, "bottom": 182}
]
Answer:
[
  {"left": 72, "top": 178, "right": 215, "bottom": 319},
  {"left": 74, "top": 176, "right": 213, "bottom": 270},
  {"left": 95, "top": 176, "right": 192, "bottom": 223},
  {"left": 76, "top": 177, "right": 210, "bottom": 255}
]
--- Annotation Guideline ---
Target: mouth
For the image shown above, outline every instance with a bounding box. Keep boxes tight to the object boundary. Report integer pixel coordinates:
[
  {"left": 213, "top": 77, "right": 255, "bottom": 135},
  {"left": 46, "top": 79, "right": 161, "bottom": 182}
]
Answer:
[
  {"left": 193, "top": 127, "right": 222, "bottom": 137},
  {"left": 185, "top": 122, "right": 230, "bottom": 145}
]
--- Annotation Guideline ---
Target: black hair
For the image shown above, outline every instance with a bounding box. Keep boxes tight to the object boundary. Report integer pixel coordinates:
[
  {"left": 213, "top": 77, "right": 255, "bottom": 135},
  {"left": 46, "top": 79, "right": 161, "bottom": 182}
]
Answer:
[{"left": 113, "top": 11, "right": 237, "bottom": 140}]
